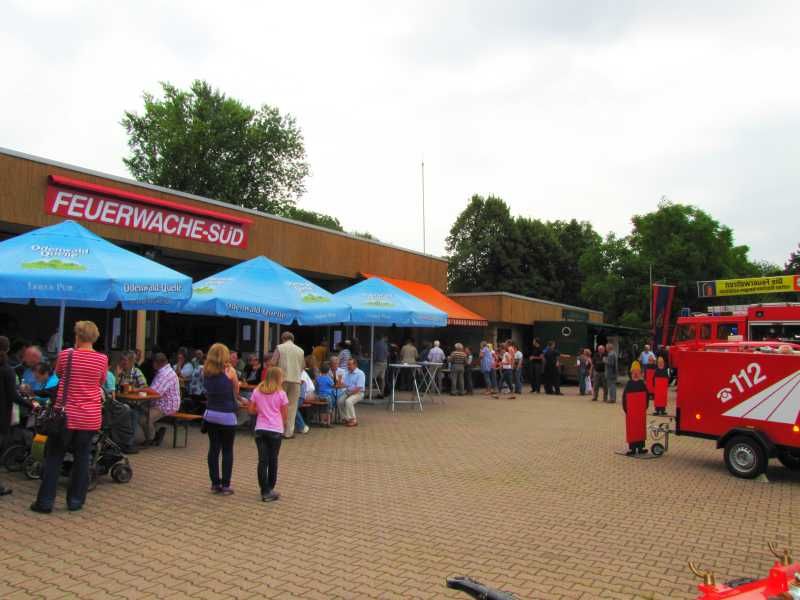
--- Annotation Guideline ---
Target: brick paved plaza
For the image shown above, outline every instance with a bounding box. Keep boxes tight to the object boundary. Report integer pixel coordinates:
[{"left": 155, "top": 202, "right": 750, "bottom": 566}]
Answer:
[{"left": 2, "top": 387, "right": 798, "bottom": 599}]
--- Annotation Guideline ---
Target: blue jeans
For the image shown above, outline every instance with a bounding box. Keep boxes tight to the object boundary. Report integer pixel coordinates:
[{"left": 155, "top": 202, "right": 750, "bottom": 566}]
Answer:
[
  {"left": 295, "top": 394, "right": 307, "bottom": 431},
  {"left": 35, "top": 429, "right": 94, "bottom": 510},
  {"left": 501, "top": 369, "right": 514, "bottom": 393},
  {"left": 514, "top": 367, "right": 523, "bottom": 394},
  {"left": 481, "top": 369, "right": 496, "bottom": 391},
  {"left": 578, "top": 368, "right": 587, "bottom": 394}
]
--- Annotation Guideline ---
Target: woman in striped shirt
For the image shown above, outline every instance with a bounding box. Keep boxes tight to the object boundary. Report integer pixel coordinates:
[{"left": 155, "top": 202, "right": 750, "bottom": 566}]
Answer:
[{"left": 31, "top": 321, "right": 108, "bottom": 514}]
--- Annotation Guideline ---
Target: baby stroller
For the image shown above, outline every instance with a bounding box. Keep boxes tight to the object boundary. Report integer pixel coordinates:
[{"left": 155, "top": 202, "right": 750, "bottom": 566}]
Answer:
[
  {"left": 24, "top": 397, "right": 133, "bottom": 487},
  {"left": 1, "top": 401, "right": 39, "bottom": 473}
]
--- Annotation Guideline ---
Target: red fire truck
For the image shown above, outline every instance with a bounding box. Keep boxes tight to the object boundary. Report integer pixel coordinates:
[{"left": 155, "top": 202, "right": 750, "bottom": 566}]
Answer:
[
  {"left": 669, "top": 303, "right": 800, "bottom": 372},
  {"left": 676, "top": 341, "right": 800, "bottom": 478}
]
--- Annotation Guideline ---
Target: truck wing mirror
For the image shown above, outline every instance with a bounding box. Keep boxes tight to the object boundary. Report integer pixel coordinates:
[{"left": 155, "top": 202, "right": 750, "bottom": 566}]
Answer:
[
  {"left": 688, "top": 561, "right": 716, "bottom": 586},
  {"left": 767, "top": 541, "right": 792, "bottom": 566}
]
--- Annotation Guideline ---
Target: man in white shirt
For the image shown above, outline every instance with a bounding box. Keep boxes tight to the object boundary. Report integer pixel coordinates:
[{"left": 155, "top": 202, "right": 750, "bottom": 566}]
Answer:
[
  {"left": 426, "top": 341, "right": 446, "bottom": 393},
  {"left": 340, "top": 358, "right": 365, "bottom": 427}
]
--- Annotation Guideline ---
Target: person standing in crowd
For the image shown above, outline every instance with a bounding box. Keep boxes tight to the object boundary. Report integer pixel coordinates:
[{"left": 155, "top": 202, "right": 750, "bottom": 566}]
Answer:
[
  {"left": 372, "top": 335, "right": 388, "bottom": 398},
  {"left": 448, "top": 343, "right": 467, "bottom": 396},
  {"left": 312, "top": 338, "right": 329, "bottom": 368},
  {"left": 0, "top": 336, "right": 18, "bottom": 496},
  {"left": 399, "top": 339, "right": 418, "bottom": 390},
  {"left": 528, "top": 338, "right": 544, "bottom": 393},
  {"left": 202, "top": 343, "right": 242, "bottom": 495},
  {"left": 337, "top": 340, "right": 352, "bottom": 367},
  {"left": 543, "top": 341, "right": 563, "bottom": 395},
  {"left": 592, "top": 345, "right": 608, "bottom": 402},
  {"left": 340, "top": 358, "right": 365, "bottom": 427},
  {"left": 605, "top": 342, "right": 619, "bottom": 403},
  {"left": 31, "top": 321, "right": 108, "bottom": 513},
  {"left": 639, "top": 344, "right": 656, "bottom": 369},
  {"left": 271, "top": 332, "right": 305, "bottom": 439},
  {"left": 577, "top": 349, "right": 590, "bottom": 396},
  {"left": 249, "top": 366, "right": 288, "bottom": 502},
  {"left": 400, "top": 339, "right": 418, "bottom": 363},
  {"left": 498, "top": 342, "right": 516, "bottom": 398},
  {"left": 512, "top": 343, "right": 524, "bottom": 395},
  {"left": 622, "top": 364, "right": 649, "bottom": 455},
  {"left": 653, "top": 355, "right": 669, "bottom": 415},
  {"left": 479, "top": 341, "right": 496, "bottom": 394},
  {"left": 427, "top": 341, "right": 446, "bottom": 392},
  {"left": 464, "top": 346, "right": 474, "bottom": 395},
  {"left": 146, "top": 353, "right": 181, "bottom": 447}
]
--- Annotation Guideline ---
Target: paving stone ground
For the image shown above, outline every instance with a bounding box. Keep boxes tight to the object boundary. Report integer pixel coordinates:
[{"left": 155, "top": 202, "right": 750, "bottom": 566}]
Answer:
[{"left": 2, "top": 386, "right": 799, "bottom": 599}]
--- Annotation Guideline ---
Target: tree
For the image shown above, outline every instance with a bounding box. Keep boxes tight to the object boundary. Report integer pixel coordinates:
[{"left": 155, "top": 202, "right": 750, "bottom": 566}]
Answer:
[
  {"left": 121, "top": 80, "right": 310, "bottom": 216},
  {"left": 580, "top": 201, "right": 765, "bottom": 327},
  {"left": 446, "top": 195, "right": 517, "bottom": 292},
  {"left": 786, "top": 244, "right": 800, "bottom": 274},
  {"left": 284, "top": 206, "right": 343, "bottom": 231},
  {"left": 548, "top": 219, "right": 602, "bottom": 306}
]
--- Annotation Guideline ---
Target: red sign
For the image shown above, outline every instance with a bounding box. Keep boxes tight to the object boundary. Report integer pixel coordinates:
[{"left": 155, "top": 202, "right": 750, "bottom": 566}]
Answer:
[{"left": 44, "top": 175, "right": 251, "bottom": 249}]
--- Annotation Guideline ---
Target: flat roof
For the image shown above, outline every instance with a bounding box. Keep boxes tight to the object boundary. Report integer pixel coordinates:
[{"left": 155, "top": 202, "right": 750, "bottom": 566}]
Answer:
[
  {"left": 447, "top": 291, "right": 602, "bottom": 315},
  {"left": 0, "top": 146, "right": 446, "bottom": 264}
]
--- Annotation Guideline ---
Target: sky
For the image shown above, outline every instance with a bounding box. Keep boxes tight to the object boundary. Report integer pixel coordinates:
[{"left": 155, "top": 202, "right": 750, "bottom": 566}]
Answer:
[{"left": 2, "top": 0, "right": 799, "bottom": 265}]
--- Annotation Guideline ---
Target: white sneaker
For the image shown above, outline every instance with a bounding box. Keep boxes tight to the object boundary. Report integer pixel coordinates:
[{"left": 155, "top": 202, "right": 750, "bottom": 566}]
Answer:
[{"left": 302, "top": 425, "right": 310, "bottom": 434}]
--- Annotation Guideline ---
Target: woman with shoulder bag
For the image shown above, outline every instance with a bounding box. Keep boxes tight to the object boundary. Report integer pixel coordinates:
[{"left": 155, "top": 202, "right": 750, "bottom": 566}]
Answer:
[{"left": 31, "top": 321, "right": 108, "bottom": 513}]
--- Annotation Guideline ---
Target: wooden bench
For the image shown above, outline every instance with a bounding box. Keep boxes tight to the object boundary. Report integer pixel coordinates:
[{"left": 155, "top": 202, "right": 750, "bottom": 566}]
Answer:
[
  {"left": 300, "top": 399, "right": 332, "bottom": 427},
  {"left": 157, "top": 412, "right": 203, "bottom": 448}
]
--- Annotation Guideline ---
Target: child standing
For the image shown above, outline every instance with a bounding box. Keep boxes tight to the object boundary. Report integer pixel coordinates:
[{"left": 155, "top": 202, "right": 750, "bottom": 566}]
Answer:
[
  {"left": 315, "top": 364, "right": 335, "bottom": 427},
  {"left": 249, "top": 366, "right": 288, "bottom": 502}
]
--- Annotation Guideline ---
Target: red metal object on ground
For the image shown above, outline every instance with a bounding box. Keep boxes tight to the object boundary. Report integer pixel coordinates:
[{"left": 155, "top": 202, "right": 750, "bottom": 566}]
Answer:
[
  {"left": 675, "top": 342, "right": 800, "bottom": 478},
  {"left": 693, "top": 545, "right": 800, "bottom": 599}
]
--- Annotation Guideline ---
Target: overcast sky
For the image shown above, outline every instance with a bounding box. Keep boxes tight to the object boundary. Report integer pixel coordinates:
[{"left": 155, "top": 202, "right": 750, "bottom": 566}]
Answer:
[{"left": 2, "top": 1, "right": 798, "bottom": 265}]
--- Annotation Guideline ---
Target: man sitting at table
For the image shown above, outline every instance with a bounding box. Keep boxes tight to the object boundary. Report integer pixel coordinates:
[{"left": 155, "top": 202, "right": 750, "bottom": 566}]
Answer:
[
  {"left": 117, "top": 351, "right": 148, "bottom": 444},
  {"left": 146, "top": 353, "right": 181, "bottom": 446},
  {"left": 340, "top": 358, "right": 365, "bottom": 427}
]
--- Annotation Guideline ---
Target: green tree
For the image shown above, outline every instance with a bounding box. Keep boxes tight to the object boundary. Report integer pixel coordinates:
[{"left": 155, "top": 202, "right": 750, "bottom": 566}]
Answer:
[
  {"left": 446, "top": 195, "right": 517, "bottom": 292},
  {"left": 581, "top": 201, "right": 764, "bottom": 327},
  {"left": 121, "top": 80, "right": 310, "bottom": 216},
  {"left": 548, "top": 219, "right": 602, "bottom": 306},
  {"left": 284, "top": 206, "right": 343, "bottom": 231},
  {"left": 786, "top": 244, "right": 800, "bottom": 274}
]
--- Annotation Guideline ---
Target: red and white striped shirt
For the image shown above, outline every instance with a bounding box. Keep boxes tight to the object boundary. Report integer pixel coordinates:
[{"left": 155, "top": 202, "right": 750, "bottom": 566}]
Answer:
[{"left": 55, "top": 348, "right": 108, "bottom": 431}]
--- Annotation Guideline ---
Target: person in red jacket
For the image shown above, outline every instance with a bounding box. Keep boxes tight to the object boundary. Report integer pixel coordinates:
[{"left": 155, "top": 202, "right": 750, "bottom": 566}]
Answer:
[
  {"left": 644, "top": 355, "right": 656, "bottom": 398},
  {"left": 652, "top": 356, "right": 669, "bottom": 416},
  {"left": 622, "top": 365, "right": 649, "bottom": 456}
]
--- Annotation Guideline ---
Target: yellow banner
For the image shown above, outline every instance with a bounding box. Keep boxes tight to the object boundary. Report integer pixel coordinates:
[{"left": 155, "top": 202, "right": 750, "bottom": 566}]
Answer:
[{"left": 699, "top": 275, "right": 800, "bottom": 297}]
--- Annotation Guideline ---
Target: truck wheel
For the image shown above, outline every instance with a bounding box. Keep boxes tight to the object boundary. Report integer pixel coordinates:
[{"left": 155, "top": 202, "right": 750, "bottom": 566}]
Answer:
[
  {"left": 777, "top": 450, "right": 800, "bottom": 471},
  {"left": 724, "top": 436, "right": 766, "bottom": 479}
]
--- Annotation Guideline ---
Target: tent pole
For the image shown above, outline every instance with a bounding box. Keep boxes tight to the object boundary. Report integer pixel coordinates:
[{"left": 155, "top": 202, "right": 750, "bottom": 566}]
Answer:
[
  {"left": 369, "top": 324, "right": 375, "bottom": 402},
  {"left": 254, "top": 319, "right": 261, "bottom": 362},
  {"left": 57, "top": 300, "right": 65, "bottom": 354}
]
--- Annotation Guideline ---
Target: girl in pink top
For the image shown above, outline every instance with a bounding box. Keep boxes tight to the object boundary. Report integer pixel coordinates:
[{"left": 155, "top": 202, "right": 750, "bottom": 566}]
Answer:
[{"left": 248, "top": 366, "right": 288, "bottom": 502}]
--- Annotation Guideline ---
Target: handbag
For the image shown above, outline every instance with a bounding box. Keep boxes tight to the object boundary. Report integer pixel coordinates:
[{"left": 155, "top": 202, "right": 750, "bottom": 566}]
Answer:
[{"left": 36, "top": 349, "right": 74, "bottom": 437}]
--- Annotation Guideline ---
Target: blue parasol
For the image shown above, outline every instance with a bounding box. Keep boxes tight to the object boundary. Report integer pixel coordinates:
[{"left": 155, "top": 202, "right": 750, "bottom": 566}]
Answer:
[
  {"left": 179, "top": 255, "right": 350, "bottom": 326},
  {"left": 0, "top": 220, "right": 192, "bottom": 351},
  {"left": 333, "top": 277, "right": 447, "bottom": 401}
]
